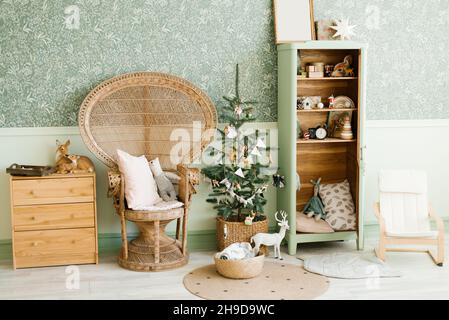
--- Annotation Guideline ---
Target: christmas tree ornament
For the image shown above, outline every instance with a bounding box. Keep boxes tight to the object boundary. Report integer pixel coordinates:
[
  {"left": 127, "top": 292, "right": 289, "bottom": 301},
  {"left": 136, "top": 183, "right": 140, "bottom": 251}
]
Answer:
[
  {"left": 272, "top": 174, "right": 286, "bottom": 188},
  {"left": 220, "top": 178, "right": 231, "bottom": 189},
  {"left": 212, "top": 179, "right": 220, "bottom": 188},
  {"left": 250, "top": 146, "right": 261, "bottom": 157},
  {"left": 224, "top": 125, "right": 238, "bottom": 139},
  {"left": 331, "top": 19, "right": 356, "bottom": 40},
  {"left": 256, "top": 138, "right": 266, "bottom": 149},
  {"left": 229, "top": 149, "right": 237, "bottom": 162},
  {"left": 234, "top": 167, "right": 245, "bottom": 178},
  {"left": 244, "top": 212, "right": 256, "bottom": 226},
  {"left": 234, "top": 104, "right": 243, "bottom": 116},
  {"left": 243, "top": 156, "right": 252, "bottom": 168}
]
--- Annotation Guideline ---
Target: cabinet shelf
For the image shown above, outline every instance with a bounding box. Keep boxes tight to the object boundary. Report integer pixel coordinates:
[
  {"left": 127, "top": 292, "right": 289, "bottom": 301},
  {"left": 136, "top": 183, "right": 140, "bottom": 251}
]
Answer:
[
  {"left": 297, "top": 138, "right": 356, "bottom": 144},
  {"left": 297, "top": 76, "right": 358, "bottom": 81},
  {"left": 297, "top": 108, "right": 357, "bottom": 113}
]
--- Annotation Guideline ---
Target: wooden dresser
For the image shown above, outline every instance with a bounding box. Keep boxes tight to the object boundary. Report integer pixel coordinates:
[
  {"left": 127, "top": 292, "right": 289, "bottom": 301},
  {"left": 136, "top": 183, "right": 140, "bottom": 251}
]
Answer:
[{"left": 9, "top": 173, "right": 98, "bottom": 269}]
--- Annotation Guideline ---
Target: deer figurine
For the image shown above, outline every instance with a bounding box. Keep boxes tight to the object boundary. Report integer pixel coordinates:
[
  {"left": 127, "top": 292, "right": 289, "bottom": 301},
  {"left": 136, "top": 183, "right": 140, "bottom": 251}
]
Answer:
[
  {"left": 55, "top": 139, "right": 95, "bottom": 174},
  {"left": 251, "top": 211, "right": 290, "bottom": 260}
]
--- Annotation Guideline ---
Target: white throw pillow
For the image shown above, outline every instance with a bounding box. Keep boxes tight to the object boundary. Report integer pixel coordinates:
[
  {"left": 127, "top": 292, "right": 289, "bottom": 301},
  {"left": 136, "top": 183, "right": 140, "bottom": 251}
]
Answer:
[{"left": 116, "top": 149, "right": 161, "bottom": 209}]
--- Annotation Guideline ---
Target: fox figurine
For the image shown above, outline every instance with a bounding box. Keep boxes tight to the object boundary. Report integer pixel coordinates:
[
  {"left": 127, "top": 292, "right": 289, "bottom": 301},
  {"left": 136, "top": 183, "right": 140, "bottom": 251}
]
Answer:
[{"left": 56, "top": 139, "right": 95, "bottom": 173}]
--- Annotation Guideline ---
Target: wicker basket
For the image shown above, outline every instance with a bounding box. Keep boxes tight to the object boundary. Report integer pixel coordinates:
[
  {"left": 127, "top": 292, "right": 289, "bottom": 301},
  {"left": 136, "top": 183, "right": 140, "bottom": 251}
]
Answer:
[
  {"left": 216, "top": 216, "right": 268, "bottom": 251},
  {"left": 214, "top": 253, "right": 265, "bottom": 279}
]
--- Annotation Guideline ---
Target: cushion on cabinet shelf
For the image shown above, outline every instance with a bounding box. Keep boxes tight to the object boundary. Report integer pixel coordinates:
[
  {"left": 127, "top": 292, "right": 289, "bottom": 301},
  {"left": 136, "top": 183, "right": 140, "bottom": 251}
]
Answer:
[
  {"left": 319, "top": 180, "right": 356, "bottom": 231},
  {"left": 296, "top": 212, "right": 334, "bottom": 233}
]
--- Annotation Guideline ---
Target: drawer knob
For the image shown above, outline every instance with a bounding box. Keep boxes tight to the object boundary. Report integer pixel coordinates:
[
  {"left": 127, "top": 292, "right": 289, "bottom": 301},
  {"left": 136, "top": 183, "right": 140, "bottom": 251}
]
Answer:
[
  {"left": 31, "top": 216, "right": 36, "bottom": 220},
  {"left": 32, "top": 242, "right": 38, "bottom": 247},
  {"left": 71, "top": 240, "right": 76, "bottom": 244},
  {"left": 70, "top": 214, "right": 75, "bottom": 219}
]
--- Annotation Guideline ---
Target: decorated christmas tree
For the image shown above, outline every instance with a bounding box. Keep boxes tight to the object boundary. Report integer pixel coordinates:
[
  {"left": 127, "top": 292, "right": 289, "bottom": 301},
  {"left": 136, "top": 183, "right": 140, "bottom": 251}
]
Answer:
[{"left": 202, "top": 65, "right": 273, "bottom": 223}]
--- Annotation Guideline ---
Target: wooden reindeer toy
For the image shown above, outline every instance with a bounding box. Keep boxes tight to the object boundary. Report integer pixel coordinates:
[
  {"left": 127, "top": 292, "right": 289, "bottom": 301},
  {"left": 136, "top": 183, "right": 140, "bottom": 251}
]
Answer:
[
  {"left": 251, "top": 211, "right": 290, "bottom": 260},
  {"left": 56, "top": 139, "right": 95, "bottom": 174},
  {"left": 331, "top": 55, "right": 354, "bottom": 77}
]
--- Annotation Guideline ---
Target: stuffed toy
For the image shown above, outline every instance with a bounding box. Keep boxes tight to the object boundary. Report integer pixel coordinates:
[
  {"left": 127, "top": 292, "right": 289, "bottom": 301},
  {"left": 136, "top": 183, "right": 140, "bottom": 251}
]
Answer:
[
  {"left": 303, "top": 178, "right": 326, "bottom": 221},
  {"left": 148, "top": 157, "right": 177, "bottom": 201}
]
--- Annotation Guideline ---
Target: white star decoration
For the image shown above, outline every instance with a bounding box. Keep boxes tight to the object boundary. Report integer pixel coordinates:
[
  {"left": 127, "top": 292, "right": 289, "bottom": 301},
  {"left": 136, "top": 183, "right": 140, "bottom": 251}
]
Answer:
[{"left": 331, "top": 19, "right": 356, "bottom": 40}]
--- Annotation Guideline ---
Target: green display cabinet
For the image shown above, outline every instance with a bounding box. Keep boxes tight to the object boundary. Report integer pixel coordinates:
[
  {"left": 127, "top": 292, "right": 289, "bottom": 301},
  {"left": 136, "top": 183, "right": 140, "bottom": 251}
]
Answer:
[{"left": 277, "top": 41, "right": 367, "bottom": 255}]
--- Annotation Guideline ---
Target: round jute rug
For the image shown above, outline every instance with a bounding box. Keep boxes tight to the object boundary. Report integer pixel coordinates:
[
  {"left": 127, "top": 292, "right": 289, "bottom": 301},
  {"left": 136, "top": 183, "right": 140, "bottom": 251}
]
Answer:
[{"left": 183, "top": 262, "right": 329, "bottom": 300}]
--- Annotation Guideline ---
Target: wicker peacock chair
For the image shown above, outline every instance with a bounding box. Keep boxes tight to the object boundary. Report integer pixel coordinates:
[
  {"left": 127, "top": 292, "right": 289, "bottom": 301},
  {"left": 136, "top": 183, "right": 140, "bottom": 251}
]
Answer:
[{"left": 78, "top": 72, "right": 217, "bottom": 271}]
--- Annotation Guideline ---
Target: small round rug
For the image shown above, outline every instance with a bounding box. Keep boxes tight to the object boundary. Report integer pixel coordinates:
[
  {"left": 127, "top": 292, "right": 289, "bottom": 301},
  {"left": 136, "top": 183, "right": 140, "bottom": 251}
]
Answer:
[{"left": 183, "top": 262, "right": 329, "bottom": 300}]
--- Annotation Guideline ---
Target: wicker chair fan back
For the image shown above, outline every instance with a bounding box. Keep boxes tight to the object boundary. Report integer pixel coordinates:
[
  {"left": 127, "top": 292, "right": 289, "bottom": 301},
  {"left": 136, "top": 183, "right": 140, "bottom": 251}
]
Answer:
[{"left": 78, "top": 72, "right": 217, "bottom": 170}]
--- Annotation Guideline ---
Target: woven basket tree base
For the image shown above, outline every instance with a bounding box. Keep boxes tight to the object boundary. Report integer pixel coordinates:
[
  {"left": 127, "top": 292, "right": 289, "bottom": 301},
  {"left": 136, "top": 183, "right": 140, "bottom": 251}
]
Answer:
[{"left": 118, "top": 219, "right": 188, "bottom": 272}]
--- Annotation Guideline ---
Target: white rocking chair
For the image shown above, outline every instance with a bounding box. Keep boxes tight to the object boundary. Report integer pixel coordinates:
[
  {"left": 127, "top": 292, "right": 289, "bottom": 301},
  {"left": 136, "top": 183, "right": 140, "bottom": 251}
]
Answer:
[{"left": 374, "top": 170, "right": 444, "bottom": 266}]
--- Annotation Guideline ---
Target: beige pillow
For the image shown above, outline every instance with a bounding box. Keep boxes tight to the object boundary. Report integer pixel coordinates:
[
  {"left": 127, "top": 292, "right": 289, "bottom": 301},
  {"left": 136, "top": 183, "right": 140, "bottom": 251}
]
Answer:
[
  {"left": 319, "top": 180, "right": 356, "bottom": 231},
  {"left": 296, "top": 212, "right": 334, "bottom": 233},
  {"left": 116, "top": 149, "right": 162, "bottom": 209}
]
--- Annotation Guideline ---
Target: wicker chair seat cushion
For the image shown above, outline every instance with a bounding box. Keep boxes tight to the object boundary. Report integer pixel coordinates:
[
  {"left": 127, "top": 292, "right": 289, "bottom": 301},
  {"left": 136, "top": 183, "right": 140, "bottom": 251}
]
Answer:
[
  {"left": 125, "top": 205, "right": 184, "bottom": 222},
  {"left": 131, "top": 200, "right": 184, "bottom": 212}
]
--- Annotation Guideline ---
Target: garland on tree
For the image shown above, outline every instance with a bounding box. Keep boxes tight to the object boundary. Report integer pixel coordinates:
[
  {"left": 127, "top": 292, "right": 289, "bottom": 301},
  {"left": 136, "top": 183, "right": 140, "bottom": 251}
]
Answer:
[{"left": 201, "top": 64, "right": 273, "bottom": 222}]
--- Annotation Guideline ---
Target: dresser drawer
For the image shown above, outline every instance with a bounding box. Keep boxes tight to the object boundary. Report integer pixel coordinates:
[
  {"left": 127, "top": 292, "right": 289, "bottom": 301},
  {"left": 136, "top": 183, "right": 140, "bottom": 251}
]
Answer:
[
  {"left": 12, "top": 177, "right": 94, "bottom": 206},
  {"left": 14, "top": 228, "right": 96, "bottom": 268},
  {"left": 13, "top": 203, "right": 95, "bottom": 231}
]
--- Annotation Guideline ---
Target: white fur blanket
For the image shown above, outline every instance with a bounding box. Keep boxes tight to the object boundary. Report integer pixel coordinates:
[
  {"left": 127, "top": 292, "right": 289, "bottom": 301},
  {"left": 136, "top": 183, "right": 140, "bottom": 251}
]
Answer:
[{"left": 299, "top": 253, "right": 402, "bottom": 279}]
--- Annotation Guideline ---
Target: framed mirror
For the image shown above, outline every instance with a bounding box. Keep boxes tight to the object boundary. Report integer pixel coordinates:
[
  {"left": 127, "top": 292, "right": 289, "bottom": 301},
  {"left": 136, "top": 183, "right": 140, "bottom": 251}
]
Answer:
[{"left": 273, "top": 0, "right": 315, "bottom": 43}]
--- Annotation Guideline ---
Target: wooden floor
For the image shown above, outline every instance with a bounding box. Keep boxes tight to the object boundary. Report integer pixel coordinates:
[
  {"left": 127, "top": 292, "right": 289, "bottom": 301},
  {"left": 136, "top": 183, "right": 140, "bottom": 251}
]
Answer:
[{"left": 1, "top": 237, "right": 448, "bottom": 300}]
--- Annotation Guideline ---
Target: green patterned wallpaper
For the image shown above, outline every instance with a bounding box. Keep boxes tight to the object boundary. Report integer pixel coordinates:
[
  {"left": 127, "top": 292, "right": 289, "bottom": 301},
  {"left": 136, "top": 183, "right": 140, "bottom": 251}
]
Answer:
[
  {"left": 315, "top": 0, "right": 449, "bottom": 120},
  {"left": 1, "top": 1, "right": 448, "bottom": 127},
  {"left": 0, "top": 0, "right": 276, "bottom": 127}
]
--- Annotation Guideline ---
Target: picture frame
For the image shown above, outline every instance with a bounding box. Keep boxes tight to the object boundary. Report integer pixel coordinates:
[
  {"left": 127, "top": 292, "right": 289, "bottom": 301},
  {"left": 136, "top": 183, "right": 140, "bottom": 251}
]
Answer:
[
  {"left": 326, "top": 110, "right": 352, "bottom": 138},
  {"left": 273, "top": 0, "right": 316, "bottom": 44}
]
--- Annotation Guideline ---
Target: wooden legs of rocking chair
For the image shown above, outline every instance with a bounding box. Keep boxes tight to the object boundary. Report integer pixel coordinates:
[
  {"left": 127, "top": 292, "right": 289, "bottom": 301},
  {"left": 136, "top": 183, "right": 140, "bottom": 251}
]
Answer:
[
  {"left": 373, "top": 202, "right": 444, "bottom": 266},
  {"left": 376, "top": 247, "right": 444, "bottom": 267},
  {"left": 375, "top": 238, "right": 444, "bottom": 267},
  {"left": 374, "top": 229, "right": 387, "bottom": 262}
]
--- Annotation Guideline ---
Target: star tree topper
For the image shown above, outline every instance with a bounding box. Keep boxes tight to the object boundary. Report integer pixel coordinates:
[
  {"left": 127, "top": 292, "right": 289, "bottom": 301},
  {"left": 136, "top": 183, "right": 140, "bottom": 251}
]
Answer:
[{"left": 331, "top": 19, "right": 356, "bottom": 40}]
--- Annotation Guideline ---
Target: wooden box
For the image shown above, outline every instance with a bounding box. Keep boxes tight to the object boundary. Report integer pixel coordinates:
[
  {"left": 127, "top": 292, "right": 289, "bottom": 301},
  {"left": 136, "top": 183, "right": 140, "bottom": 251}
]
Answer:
[{"left": 9, "top": 173, "right": 98, "bottom": 269}]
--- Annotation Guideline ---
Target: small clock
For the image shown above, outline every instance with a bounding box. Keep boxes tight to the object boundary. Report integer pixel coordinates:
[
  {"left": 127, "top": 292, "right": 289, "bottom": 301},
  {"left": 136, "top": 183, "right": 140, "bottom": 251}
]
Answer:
[{"left": 315, "top": 126, "right": 328, "bottom": 140}]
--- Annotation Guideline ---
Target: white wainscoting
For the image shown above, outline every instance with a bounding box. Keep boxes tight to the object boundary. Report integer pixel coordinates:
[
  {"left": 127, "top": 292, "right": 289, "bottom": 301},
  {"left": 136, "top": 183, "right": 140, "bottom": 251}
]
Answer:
[
  {"left": 364, "top": 119, "right": 449, "bottom": 224},
  {"left": 0, "top": 123, "right": 278, "bottom": 241},
  {"left": 0, "top": 120, "right": 447, "bottom": 242}
]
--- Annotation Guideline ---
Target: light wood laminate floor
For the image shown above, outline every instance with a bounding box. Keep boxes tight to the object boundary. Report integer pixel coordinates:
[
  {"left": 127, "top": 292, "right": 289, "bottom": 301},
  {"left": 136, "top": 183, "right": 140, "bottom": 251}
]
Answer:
[{"left": 1, "top": 238, "right": 448, "bottom": 300}]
